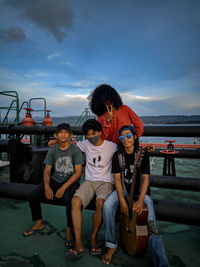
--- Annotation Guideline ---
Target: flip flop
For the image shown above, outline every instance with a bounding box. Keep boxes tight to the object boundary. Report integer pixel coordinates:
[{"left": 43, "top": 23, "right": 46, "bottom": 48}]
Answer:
[
  {"left": 66, "top": 247, "right": 84, "bottom": 260},
  {"left": 23, "top": 227, "right": 44, "bottom": 237},
  {"left": 90, "top": 243, "right": 102, "bottom": 255},
  {"left": 65, "top": 237, "right": 75, "bottom": 248}
]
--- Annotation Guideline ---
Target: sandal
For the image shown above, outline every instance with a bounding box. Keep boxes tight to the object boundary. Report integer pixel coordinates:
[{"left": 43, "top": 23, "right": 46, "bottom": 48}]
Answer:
[
  {"left": 65, "top": 237, "right": 75, "bottom": 248},
  {"left": 66, "top": 247, "right": 84, "bottom": 260},
  {"left": 90, "top": 243, "right": 102, "bottom": 255},
  {"left": 23, "top": 227, "right": 44, "bottom": 237}
]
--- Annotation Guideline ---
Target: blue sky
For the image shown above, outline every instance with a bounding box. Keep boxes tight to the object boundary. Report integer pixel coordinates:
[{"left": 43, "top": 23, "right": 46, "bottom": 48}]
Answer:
[{"left": 0, "top": 0, "right": 200, "bottom": 118}]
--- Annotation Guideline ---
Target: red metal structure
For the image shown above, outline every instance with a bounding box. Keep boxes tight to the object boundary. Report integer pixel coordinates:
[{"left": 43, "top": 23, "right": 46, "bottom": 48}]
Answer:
[
  {"left": 22, "top": 108, "right": 35, "bottom": 126},
  {"left": 43, "top": 110, "right": 52, "bottom": 126},
  {"left": 159, "top": 140, "right": 179, "bottom": 176},
  {"left": 141, "top": 143, "right": 200, "bottom": 149}
]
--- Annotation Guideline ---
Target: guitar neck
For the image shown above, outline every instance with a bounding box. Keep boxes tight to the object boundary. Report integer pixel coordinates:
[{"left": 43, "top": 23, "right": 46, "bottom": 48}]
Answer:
[
  {"left": 128, "top": 149, "right": 144, "bottom": 211},
  {"left": 128, "top": 167, "right": 137, "bottom": 213}
]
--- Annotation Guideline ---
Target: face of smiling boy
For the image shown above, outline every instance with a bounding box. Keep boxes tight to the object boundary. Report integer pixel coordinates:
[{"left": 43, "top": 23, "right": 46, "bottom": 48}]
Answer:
[
  {"left": 119, "top": 129, "right": 135, "bottom": 149},
  {"left": 57, "top": 129, "right": 71, "bottom": 142}
]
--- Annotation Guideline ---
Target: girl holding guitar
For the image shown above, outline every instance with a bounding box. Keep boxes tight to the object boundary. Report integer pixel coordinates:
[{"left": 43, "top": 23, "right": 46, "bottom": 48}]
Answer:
[{"left": 102, "top": 125, "right": 169, "bottom": 267}]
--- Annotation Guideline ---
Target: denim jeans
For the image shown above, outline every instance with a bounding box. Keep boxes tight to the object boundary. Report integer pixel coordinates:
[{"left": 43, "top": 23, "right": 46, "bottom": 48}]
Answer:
[
  {"left": 103, "top": 190, "right": 169, "bottom": 267},
  {"left": 149, "top": 235, "right": 169, "bottom": 267}
]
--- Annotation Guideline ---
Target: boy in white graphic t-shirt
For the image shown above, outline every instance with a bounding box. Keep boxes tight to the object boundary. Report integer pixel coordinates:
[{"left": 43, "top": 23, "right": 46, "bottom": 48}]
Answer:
[{"left": 67, "top": 119, "right": 117, "bottom": 259}]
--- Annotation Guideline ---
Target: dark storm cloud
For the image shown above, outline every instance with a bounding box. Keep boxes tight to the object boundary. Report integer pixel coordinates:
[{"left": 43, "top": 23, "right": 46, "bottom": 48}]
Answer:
[
  {"left": 0, "top": 26, "right": 26, "bottom": 43},
  {"left": 7, "top": 0, "right": 74, "bottom": 42}
]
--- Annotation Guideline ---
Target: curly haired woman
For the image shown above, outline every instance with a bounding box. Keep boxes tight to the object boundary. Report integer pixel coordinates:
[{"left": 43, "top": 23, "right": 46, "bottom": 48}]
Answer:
[{"left": 88, "top": 84, "right": 144, "bottom": 143}]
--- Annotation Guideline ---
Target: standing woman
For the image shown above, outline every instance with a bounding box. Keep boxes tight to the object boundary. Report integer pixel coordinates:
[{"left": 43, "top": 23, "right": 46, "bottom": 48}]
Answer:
[{"left": 88, "top": 84, "right": 144, "bottom": 143}]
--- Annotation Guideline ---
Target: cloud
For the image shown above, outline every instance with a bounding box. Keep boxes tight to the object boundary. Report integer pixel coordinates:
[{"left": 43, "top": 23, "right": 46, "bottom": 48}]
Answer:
[
  {"left": 47, "top": 52, "right": 61, "bottom": 60},
  {"left": 0, "top": 26, "right": 26, "bottom": 43},
  {"left": 59, "top": 61, "right": 73, "bottom": 66},
  {"left": 64, "top": 94, "right": 87, "bottom": 99},
  {"left": 165, "top": 92, "right": 200, "bottom": 112},
  {"left": 121, "top": 93, "right": 157, "bottom": 102},
  {"left": 46, "top": 93, "right": 89, "bottom": 117},
  {"left": 24, "top": 72, "right": 50, "bottom": 78},
  {"left": 1, "top": 67, "right": 199, "bottom": 117},
  {"left": 7, "top": 0, "right": 74, "bottom": 42},
  {"left": 122, "top": 91, "right": 200, "bottom": 116},
  {"left": 73, "top": 80, "right": 94, "bottom": 88}
]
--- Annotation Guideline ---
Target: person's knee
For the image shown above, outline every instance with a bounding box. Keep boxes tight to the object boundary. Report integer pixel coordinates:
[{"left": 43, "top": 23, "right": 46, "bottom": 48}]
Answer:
[
  {"left": 29, "top": 191, "right": 39, "bottom": 203},
  {"left": 148, "top": 220, "right": 159, "bottom": 236},
  {"left": 29, "top": 184, "right": 44, "bottom": 202},
  {"left": 144, "top": 195, "right": 154, "bottom": 207},
  {"left": 71, "top": 196, "right": 82, "bottom": 210},
  {"left": 103, "top": 198, "right": 111, "bottom": 213},
  {"left": 65, "top": 195, "right": 73, "bottom": 206}
]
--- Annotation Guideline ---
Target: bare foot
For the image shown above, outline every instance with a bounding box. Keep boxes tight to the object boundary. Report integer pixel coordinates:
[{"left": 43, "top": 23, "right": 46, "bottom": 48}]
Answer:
[{"left": 102, "top": 248, "right": 116, "bottom": 264}]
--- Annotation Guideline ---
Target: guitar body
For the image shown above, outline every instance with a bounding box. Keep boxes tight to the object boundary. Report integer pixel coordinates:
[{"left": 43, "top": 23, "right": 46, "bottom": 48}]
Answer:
[{"left": 119, "top": 199, "right": 148, "bottom": 256}]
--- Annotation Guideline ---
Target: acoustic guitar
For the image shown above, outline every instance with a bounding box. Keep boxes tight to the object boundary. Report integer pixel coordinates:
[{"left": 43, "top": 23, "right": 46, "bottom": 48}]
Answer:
[{"left": 119, "top": 148, "right": 149, "bottom": 256}]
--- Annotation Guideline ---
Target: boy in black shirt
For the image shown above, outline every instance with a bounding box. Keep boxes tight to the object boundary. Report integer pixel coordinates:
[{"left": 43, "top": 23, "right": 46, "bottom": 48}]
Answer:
[{"left": 102, "top": 125, "right": 169, "bottom": 267}]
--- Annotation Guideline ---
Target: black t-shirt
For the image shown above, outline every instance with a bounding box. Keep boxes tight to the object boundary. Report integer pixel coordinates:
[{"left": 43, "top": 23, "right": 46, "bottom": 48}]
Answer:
[{"left": 112, "top": 150, "right": 150, "bottom": 197}]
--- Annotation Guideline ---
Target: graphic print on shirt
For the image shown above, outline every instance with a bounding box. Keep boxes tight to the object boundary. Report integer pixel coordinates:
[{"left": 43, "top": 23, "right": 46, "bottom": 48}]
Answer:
[
  {"left": 89, "top": 155, "right": 103, "bottom": 168},
  {"left": 55, "top": 156, "right": 74, "bottom": 176},
  {"left": 124, "top": 164, "right": 134, "bottom": 184},
  {"left": 93, "top": 155, "right": 101, "bottom": 164}
]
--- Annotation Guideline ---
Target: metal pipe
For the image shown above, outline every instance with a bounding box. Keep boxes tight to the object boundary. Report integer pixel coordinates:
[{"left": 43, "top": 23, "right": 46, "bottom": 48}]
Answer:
[
  {"left": 0, "top": 125, "right": 82, "bottom": 135},
  {"left": 150, "top": 175, "right": 200, "bottom": 191},
  {"left": 0, "top": 182, "right": 199, "bottom": 226},
  {"left": 153, "top": 199, "right": 200, "bottom": 226},
  {"left": 0, "top": 139, "right": 200, "bottom": 158},
  {"left": 0, "top": 125, "right": 200, "bottom": 137},
  {"left": 143, "top": 125, "right": 200, "bottom": 137}
]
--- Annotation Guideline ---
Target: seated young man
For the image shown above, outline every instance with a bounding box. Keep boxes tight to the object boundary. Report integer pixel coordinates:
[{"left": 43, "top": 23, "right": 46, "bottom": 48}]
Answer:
[
  {"left": 102, "top": 125, "right": 169, "bottom": 267},
  {"left": 67, "top": 119, "right": 117, "bottom": 259},
  {"left": 23, "top": 123, "right": 83, "bottom": 248}
]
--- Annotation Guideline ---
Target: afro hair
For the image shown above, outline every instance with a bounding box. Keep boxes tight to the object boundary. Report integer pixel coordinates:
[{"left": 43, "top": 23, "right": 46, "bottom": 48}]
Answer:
[{"left": 88, "top": 84, "right": 123, "bottom": 116}]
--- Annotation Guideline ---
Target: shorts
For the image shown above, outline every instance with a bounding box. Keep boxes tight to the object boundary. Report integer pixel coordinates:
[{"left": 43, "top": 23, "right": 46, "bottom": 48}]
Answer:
[{"left": 74, "top": 180, "right": 114, "bottom": 208}]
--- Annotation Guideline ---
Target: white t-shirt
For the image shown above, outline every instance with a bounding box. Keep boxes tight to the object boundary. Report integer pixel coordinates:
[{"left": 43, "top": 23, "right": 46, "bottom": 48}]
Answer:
[{"left": 76, "top": 139, "right": 117, "bottom": 184}]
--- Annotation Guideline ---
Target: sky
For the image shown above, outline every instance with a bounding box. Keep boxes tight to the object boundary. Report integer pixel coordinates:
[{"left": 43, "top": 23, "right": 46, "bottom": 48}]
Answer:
[{"left": 0, "top": 0, "right": 200, "bottom": 118}]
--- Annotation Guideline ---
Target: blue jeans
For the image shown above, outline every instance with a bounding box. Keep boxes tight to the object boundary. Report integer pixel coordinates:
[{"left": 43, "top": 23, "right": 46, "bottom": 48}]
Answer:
[{"left": 103, "top": 190, "right": 169, "bottom": 267}]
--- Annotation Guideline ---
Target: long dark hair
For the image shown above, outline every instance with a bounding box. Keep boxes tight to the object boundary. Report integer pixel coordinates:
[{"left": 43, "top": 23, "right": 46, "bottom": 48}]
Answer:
[
  {"left": 88, "top": 84, "right": 123, "bottom": 116},
  {"left": 118, "top": 125, "right": 139, "bottom": 153}
]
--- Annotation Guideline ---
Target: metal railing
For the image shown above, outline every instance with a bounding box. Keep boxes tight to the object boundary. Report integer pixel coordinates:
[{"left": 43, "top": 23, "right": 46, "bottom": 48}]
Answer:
[{"left": 0, "top": 91, "right": 20, "bottom": 125}]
